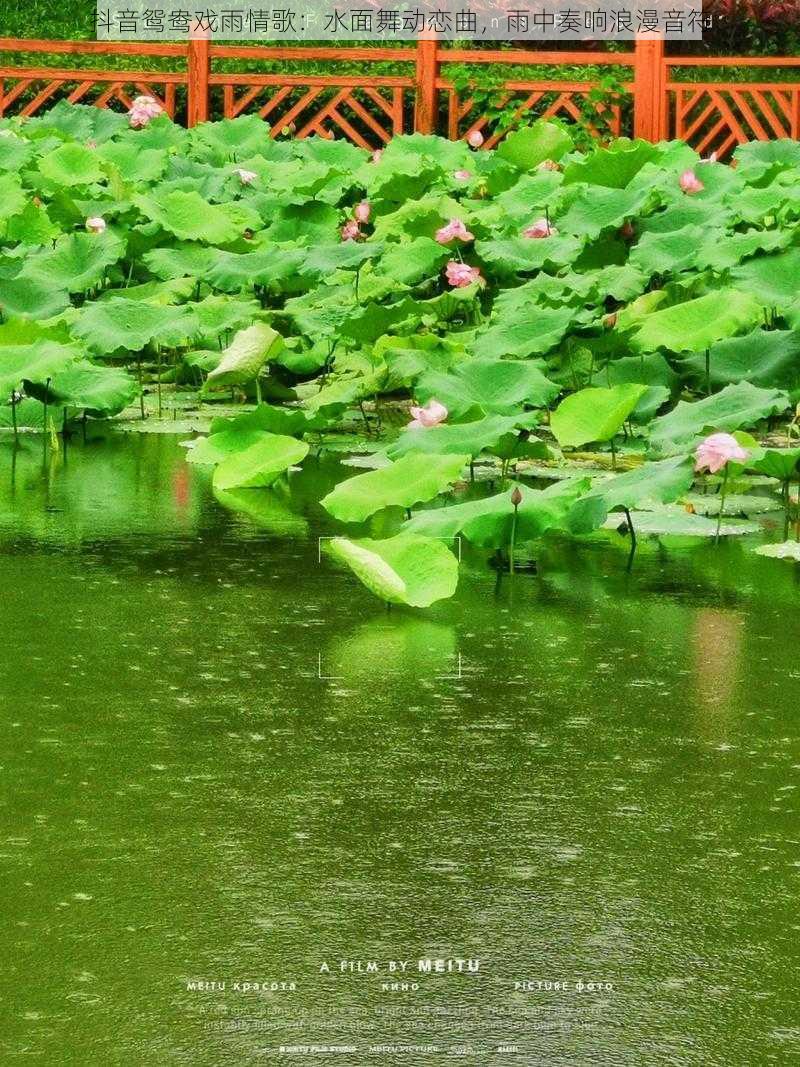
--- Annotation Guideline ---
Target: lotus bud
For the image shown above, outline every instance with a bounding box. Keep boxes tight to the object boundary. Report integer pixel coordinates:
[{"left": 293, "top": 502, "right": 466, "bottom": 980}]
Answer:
[
  {"left": 85, "top": 216, "right": 106, "bottom": 234},
  {"left": 511, "top": 487, "right": 522, "bottom": 507},
  {"left": 467, "top": 129, "right": 484, "bottom": 149}
]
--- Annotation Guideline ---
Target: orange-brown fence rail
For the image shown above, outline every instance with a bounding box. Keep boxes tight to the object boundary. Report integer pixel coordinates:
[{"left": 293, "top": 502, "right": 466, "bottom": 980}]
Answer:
[{"left": 0, "top": 37, "right": 798, "bottom": 157}]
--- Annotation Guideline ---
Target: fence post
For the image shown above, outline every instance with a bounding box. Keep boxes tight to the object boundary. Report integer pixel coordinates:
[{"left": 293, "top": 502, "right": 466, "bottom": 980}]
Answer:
[
  {"left": 187, "top": 35, "right": 210, "bottom": 126},
  {"left": 414, "top": 39, "right": 438, "bottom": 134},
  {"left": 633, "top": 37, "right": 666, "bottom": 141}
]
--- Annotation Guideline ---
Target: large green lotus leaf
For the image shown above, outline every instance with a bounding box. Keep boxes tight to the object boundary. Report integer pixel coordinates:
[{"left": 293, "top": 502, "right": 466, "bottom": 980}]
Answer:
[
  {"left": 493, "top": 171, "right": 562, "bottom": 223},
  {"left": 97, "top": 142, "right": 167, "bottom": 183},
  {"left": 0, "top": 340, "right": 81, "bottom": 396},
  {"left": 415, "top": 358, "right": 559, "bottom": 419},
  {"left": 629, "top": 225, "right": 706, "bottom": 277},
  {"left": 0, "top": 173, "right": 26, "bottom": 223},
  {"left": 71, "top": 299, "right": 200, "bottom": 353},
  {"left": 321, "top": 452, "right": 467, "bottom": 523},
  {"left": 192, "top": 295, "right": 263, "bottom": 344},
  {"left": 371, "top": 195, "right": 462, "bottom": 242},
  {"left": 96, "top": 278, "right": 196, "bottom": 307},
  {"left": 603, "top": 352, "right": 677, "bottom": 421},
  {"left": 496, "top": 121, "right": 573, "bottom": 170},
  {"left": 362, "top": 154, "right": 442, "bottom": 204},
  {"left": 475, "top": 234, "right": 582, "bottom": 275},
  {"left": 695, "top": 227, "right": 789, "bottom": 272},
  {"left": 326, "top": 534, "right": 458, "bottom": 608},
  {"left": 263, "top": 201, "right": 339, "bottom": 244},
  {"left": 748, "top": 447, "right": 800, "bottom": 482},
  {"left": 212, "top": 433, "right": 309, "bottom": 491},
  {"left": 0, "top": 277, "right": 70, "bottom": 319},
  {"left": 22, "top": 231, "right": 124, "bottom": 293},
  {"left": 681, "top": 491, "right": 782, "bottom": 517},
  {"left": 558, "top": 184, "right": 652, "bottom": 237},
  {"left": 754, "top": 540, "right": 800, "bottom": 561},
  {"left": 728, "top": 177, "right": 797, "bottom": 225},
  {"left": 0, "top": 397, "right": 46, "bottom": 429},
  {"left": 606, "top": 508, "right": 758, "bottom": 537},
  {"left": 405, "top": 477, "right": 594, "bottom": 548},
  {"left": 571, "top": 455, "right": 695, "bottom": 529},
  {"left": 387, "top": 412, "right": 546, "bottom": 461},
  {"left": 301, "top": 240, "right": 384, "bottom": 278},
  {"left": 681, "top": 329, "right": 800, "bottom": 391},
  {"left": 379, "top": 237, "right": 449, "bottom": 285},
  {"left": 733, "top": 139, "right": 800, "bottom": 176},
  {"left": 38, "top": 143, "right": 104, "bottom": 187},
  {"left": 135, "top": 189, "right": 259, "bottom": 244},
  {"left": 340, "top": 297, "right": 422, "bottom": 346},
  {"left": 649, "top": 381, "right": 789, "bottom": 453},
  {"left": 187, "top": 427, "right": 268, "bottom": 466},
  {"left": 24, "top": 362, "right": 137, "bottom": 416},
  {"left": 550, "top": 384, "right": 648, "bottom": 448},
  {"left": 470, "top": 305, "right": 575, "bottom": 360},
  {"left": 188, "top": 114, "right": 280, "bottom": 164},
  {"left": 142, "top": 243, "right": 216, "bottom": 280},
  {"left": 206, "top": 323, "right": 284, "bottom": 387},
  {"left": 632, "top": 290, "right": 763, "bottom": 353},
  {"left": 563, "top": 138, "right": 661, "bottom": 188},
  {"left": 731, "top": 249, "right": 800, "bottom": 310},
  {"left": 0, "top": 134, "right": 34, "bottom": 173},
  {"left": 5, "top": 202, "right": 60, "bottom": 246},
  {"left": 210, "top": 402, "right": 318, "bottom": 437},
  {"left": 28, "top": 100, "right": 129, "bottom": 144},
  {"left": 377, "top": 334, "right": 465, "bottom": 387},
  {"left": 205, "top": 245, "right": 307, "bottom": 292}
]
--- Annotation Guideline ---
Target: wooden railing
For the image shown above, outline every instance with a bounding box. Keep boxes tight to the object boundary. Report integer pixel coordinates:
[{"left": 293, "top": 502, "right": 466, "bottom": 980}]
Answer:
[{"left": 0, "top": 37, "right": 798, "bottom": 156}]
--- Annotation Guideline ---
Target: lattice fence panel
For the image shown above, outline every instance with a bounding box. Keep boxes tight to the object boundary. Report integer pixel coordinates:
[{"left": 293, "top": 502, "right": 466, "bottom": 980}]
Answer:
[
  {"left": 0, "top": 73, "right": 182, "bottom": 119},
  {"left": 447, "top": 83, "right": 628, "bottom": 147},
  {"left": 214, "top": 79, "right": 413, "bottom": 147},
  {"left": 671, "top": 84, "right": 800, "bottom": 158}
]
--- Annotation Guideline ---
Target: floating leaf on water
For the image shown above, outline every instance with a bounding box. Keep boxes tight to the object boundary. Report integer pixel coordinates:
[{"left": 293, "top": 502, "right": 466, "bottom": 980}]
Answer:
[
  {"left": 321, "top": 452, "right": 468, "bottom": 523},
  {"left": 326, "top": 533, "right": 459, "bottom": 607}
]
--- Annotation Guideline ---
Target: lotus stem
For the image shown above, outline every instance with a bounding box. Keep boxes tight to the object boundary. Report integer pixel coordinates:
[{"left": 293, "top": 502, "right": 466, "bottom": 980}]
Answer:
[
  {"left": 715, "top": 467, "right": 729, "bottom": 545},
  {"left": 610, "top": 435, "right": 617, "bottom": 470},
  {"left": 509, "top": 508, "right": 518, "bottom": 575},
  {"left": 10, "top": 391, "right": 18, "bottom": 442},
  {"left": 255, "top": 377, "right": 262, "bottom": 405},
  {"left": 705, "top": 347, "right": 711, "bottom": 396},
  {"left": 622, "top": 506, "right": 637, "bottom": 552},
  {"left": 137, "top": 356, "right": 145, "bottom": 419},
  {"left": 783, "top": 480, "right": 790, "bottom": 540},
  {"left": 156, "top": 347, "right": 163, "bottom": 419}
]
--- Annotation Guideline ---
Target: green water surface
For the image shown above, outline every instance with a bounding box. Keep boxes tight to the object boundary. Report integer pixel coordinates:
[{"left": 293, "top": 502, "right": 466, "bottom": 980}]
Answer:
[{"left": 1, "top": 434, "right": 799, "bottom": 1065}]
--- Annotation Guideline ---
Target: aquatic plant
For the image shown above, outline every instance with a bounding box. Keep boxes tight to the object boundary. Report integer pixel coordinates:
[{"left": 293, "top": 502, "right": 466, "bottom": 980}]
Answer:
[{"left": 0, "top": 104, "right": 799, "bottom": 605}]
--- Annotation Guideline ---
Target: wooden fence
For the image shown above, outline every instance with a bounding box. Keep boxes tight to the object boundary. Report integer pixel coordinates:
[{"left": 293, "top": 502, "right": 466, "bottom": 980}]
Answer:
[{"left": 0, "top": 37, "right": 799, "bottom": 156}]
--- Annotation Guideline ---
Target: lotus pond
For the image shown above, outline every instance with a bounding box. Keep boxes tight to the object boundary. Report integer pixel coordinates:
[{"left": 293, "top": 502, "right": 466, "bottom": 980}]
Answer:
[{"left": 2, "top": 103, "right": 800, "bottom": 1061}]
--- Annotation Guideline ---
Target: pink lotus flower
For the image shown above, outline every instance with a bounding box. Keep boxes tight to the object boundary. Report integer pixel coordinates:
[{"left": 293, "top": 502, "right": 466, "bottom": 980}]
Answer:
[
  {"left": 435, "top": 218, "right": 474, "bottom": 245},
  {"left": 86, "top": 139, "right": 97, "bottom": 149},
  {"left": 236, "top": 167, "right": 257, "bottom": 185},
  {"left": 454, "top": 169, "right": 471, "bottom": 182},
  {"left": 354, "top": 200, "right": 371, "bottom": 224},
  {"left": 128, "top": 94, "right": 163, "bottom": 129},
  {"left": 445, "top": 260, "right": 482, "bottom": 288},
  {"left": 680, "top": 169, "right": 705, "bottom": 195},
  {"left": 85, "top": 216, "right": 106, "bottom": 234},
  {"left": 467, "top": 129, "right": 484, "bottom": 149},
  {"left": 522, "top": 217, "right": 557, "bottom": 239},
  {"left": 372, "top": 149, "right": 383, "bottom": 163},
  {"left": 694, "top": 433, "right": 748, "bottom": 474},
  {"left": 340, "top": 218, "right": 361, "bottom": 242},
  {"left": 536, "top": 158, "right": 561, "bottom": 172},
  {"left": 407, "top": 398, "right": 448, "bottom": 430}
]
